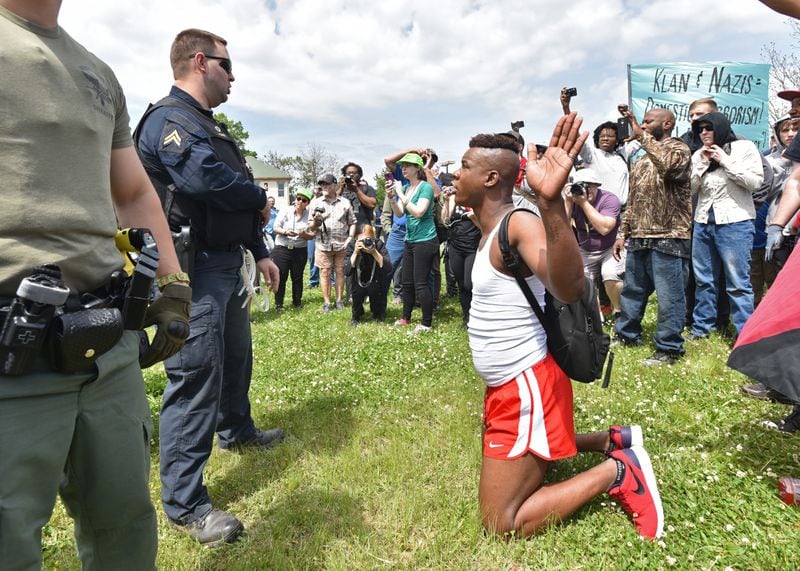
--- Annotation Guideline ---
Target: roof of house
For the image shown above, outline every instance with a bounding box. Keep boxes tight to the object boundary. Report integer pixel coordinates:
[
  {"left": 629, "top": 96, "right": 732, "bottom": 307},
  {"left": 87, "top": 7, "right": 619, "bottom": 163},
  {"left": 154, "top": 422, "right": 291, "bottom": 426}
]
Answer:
[{"left": 246, "top": 156, "right": 292, "bottom": 180}]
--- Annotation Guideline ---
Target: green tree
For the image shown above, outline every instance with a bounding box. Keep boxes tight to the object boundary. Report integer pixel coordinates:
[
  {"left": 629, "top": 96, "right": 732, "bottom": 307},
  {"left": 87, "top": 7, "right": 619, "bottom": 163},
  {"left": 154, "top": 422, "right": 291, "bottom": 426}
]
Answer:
[{"left": 213, "top": 112, "right": 257, "bottom": 157}]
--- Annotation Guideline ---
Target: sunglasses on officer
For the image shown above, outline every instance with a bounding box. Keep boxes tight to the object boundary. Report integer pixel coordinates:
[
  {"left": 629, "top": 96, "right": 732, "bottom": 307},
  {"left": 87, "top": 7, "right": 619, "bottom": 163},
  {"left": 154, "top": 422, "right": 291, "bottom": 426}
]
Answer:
[{"left": 193, "top": 53, "right": 232, "bottom": 74}]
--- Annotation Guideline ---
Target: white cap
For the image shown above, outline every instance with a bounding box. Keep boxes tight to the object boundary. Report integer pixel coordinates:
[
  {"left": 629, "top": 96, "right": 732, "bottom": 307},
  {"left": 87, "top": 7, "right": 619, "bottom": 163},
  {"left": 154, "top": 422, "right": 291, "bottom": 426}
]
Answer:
[{"left": 573, "top": 169, "right": 602, "bottom": 186}]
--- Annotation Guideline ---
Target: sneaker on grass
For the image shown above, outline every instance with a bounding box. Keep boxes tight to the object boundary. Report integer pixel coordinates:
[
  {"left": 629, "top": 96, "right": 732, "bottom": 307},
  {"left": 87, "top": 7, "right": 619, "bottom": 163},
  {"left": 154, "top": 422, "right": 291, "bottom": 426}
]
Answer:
[
  {"left": 408, "top": 324, "right": 432, "bottom": 335},
  {"left": 607, "top": 445, "right": 664, "bottom": 539},
  {"left": 778, "top": 405, "right": 800, "bottom": 434},
  {"left": 394, "top": 318, "right": 411, "bottom": 326},
  {"left": 607, "top": 425, "right": 643, "bottom": 453},
  {"left": 642, "top": 350, "right": 681, "bottom": 366}
]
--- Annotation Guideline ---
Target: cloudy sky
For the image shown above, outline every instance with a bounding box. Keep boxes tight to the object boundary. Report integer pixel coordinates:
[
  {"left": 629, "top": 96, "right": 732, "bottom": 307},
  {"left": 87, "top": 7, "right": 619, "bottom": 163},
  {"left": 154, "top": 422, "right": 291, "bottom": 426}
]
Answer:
[{"left": 60, "top": 0, "right": 794, "bottom": 180}]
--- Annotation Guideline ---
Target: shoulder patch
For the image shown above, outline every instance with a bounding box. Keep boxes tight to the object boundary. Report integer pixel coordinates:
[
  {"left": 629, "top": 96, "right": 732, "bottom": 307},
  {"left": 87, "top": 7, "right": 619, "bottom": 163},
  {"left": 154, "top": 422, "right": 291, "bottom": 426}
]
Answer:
[{"left": 163, "top": 129, "right": 183, "bottom": 149}]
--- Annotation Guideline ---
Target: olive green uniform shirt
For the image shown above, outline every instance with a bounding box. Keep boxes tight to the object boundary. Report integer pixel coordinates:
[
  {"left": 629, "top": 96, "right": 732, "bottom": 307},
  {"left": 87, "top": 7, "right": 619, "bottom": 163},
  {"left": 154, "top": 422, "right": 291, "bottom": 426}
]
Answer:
[{"left": 0, "top": 6, "right": 132, "bottom": 296}]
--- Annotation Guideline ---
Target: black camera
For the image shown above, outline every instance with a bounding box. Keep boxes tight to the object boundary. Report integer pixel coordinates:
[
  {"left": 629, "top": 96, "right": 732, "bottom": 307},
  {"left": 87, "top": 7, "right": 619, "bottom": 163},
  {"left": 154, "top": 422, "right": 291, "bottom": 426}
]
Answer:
[
  {"left": 569, "top": 182, "right": 587, "bottom": 197},
  {"left": 510, "top": 120, "right": 525, "bottom": 132},
  {"left": 313, "top": 206, "right": 325, "bottom": 216},
  {"left": 361, "top": 237, "right": 374, "bottom": 249},
  {"left": 344, "top": 175, "right": 354, "bottom": 185},
  {"left": 565, "top": 87, "right": 578, "bottom": 97}
]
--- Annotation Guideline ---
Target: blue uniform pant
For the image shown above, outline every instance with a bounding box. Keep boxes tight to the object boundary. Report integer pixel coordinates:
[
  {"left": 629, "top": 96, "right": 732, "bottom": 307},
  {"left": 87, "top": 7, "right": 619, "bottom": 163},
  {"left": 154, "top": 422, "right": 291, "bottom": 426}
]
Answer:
[
  {"left": 0, "top": 332, "right": 157, "bottom": 570},
  {"left": 160, "top": 249, "right": 258, "bottom": 523}
]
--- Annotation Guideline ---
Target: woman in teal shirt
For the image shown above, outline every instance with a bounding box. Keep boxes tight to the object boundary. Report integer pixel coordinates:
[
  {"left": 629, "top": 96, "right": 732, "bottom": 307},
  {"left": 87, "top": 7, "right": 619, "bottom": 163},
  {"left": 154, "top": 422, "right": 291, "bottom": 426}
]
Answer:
[{"left": 388, "top": 152, "right": 439, "bottom": 332}]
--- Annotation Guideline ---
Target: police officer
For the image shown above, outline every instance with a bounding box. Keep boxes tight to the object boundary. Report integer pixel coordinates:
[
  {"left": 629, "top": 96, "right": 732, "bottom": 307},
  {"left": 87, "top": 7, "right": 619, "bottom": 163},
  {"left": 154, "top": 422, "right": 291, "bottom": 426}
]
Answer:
[
  {"left": 0, "top": 2, "right": 191, "bottom": 568},
  {"left": 136, "top": 28, "right": 284, "bottom": 547}
]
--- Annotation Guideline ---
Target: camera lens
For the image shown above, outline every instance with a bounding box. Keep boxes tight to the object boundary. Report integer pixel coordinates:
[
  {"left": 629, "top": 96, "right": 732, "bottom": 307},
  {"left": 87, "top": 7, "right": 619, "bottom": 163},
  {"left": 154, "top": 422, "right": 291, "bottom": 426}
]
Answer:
[
  {"left": 362, "top": 237, "right": 374, "bottom": 248},
  {"left": 569, "top": 183, "right": 585, "bottom": 196}
]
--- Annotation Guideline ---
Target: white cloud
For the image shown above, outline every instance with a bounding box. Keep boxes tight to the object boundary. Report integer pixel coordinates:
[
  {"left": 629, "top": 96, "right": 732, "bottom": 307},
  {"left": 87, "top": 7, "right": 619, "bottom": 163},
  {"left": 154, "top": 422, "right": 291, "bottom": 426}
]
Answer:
[{"left": 58, "top": 0, "right": 791, "bottom": 177}]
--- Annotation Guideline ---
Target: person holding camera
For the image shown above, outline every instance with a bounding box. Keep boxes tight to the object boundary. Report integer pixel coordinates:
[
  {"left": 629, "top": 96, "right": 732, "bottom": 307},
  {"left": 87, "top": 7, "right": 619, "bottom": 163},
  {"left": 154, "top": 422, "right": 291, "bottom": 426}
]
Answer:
[
  {"left": 344, "top": 223, "right": 392, "bottom": 324},
  {"left": 272, "top": 188, "right": 316, "bottom": 312},
  {"left": 309, "top": 174, "right": 356, "bottom": 312},
  {"left": 564, "top": 169, "right": 624, "bottom": 319},
  {"left": 339, "top": 162, "right": 377, "bottom": 226},
  {"left": 385, "top": 152, "right": 439, "bottom": 333},
  {"left": 561, "top": 88, "right": 629, "bottom": 207}
]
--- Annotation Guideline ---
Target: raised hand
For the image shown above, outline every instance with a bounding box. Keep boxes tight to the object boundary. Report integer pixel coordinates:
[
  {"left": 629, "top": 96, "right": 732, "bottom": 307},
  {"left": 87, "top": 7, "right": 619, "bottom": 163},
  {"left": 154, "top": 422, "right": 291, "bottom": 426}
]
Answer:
[{"left": 525, "top": 112, "right": 589, "bottom": 202}]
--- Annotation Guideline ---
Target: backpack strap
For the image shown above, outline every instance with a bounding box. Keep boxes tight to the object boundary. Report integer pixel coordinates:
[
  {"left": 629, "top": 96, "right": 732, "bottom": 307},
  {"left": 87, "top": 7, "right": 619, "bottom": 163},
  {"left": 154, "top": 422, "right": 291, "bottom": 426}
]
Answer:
[{"left": 497, "top": 208, "right": 550, "bottom": 331}]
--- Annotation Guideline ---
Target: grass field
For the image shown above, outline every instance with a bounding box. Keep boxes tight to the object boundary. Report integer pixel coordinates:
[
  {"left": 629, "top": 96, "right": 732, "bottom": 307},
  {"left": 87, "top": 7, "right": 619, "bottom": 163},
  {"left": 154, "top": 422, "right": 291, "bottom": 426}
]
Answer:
[{"left": 42, "top": 282, "right": 800, "bottom": 570}]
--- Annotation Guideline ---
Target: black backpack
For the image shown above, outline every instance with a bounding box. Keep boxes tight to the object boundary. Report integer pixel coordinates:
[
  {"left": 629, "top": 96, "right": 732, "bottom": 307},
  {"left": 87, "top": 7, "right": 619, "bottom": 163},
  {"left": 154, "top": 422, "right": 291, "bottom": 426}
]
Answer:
[{"left": 498, "top": 209, "right": 612, "bottom": 385}]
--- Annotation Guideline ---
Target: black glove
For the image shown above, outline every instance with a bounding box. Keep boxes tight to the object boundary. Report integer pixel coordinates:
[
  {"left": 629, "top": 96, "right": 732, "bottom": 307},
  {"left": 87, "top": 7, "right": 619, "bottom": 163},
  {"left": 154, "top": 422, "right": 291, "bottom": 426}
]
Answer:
[{"left": 139, "top": 283, "right": 191, "bottom": 368}]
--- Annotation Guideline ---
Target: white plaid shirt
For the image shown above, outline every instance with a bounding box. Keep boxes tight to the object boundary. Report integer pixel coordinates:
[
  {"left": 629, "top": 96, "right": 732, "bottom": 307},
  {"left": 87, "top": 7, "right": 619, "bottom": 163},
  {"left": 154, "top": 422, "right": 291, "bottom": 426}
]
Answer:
[{"left": 309, "top": 195, "right": 356, "bottom": 251}]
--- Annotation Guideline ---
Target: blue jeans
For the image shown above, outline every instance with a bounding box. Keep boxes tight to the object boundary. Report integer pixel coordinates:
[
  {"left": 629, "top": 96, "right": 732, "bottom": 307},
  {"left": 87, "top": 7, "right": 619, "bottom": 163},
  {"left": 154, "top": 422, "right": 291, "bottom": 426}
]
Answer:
[
  {"left": 691, "top": 215, "right": 754, "bottom": 336},
  {"left": 160, "top": 249, "right": 258, "bottom": 523},
  {"left": 615, "top": 248, "right": 688, "bottom": 354},
  {"left": 307, "top": 239, "right": 319, "bottom": 286},
  {"left": 385, "top": 224, "right": 406, "bottom": 297}
]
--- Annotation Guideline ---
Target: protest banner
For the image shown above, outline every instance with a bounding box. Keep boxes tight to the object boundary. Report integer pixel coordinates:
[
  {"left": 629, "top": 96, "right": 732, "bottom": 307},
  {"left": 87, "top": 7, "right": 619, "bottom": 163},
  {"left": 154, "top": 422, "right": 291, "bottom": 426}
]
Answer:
[{"left": 628, "top": 62, "right": 771, "bottom": 149}]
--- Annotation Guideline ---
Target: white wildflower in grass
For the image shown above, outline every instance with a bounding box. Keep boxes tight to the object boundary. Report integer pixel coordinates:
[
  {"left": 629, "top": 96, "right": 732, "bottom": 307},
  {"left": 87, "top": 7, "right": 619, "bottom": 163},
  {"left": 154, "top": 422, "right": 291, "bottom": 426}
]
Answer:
[
  {"left": 736, "top": 470, "right": 747, "bottom": 478},
  {"left": 725, "top": 524, "right": 734, "bottom": 532},
  {"left": 666, "top": 556, "right": 677, "bottom": 566},
  {"left": 740, "top": 537, "right": 750, "bottom": 544},
  {"left": 658, "top": 540, "right": 667, "bottom": 549}
]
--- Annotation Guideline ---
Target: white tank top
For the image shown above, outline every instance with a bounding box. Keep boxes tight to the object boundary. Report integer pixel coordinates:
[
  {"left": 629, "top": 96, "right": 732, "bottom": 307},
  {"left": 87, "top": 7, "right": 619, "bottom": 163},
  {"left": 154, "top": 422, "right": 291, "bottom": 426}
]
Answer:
[{"left": 468, "top": 218, "right": 548, "bottom": 387}]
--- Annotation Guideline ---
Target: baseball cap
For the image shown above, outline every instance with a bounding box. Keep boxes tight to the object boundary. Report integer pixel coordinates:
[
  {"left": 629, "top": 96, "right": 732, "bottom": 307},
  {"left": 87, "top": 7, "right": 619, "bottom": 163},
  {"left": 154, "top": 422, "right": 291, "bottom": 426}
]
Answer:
[
  {"left": 778, "top": 90, "right": 800, "bottom": 102},
  {"left": 317, "top": 173, "right": 337, "bottom": 185},
  {"left": 397, "top": 153, "right": 424, "bottom": 168},
  {"left": 573, "top": 169, "right": 603, "bottom": 186}
]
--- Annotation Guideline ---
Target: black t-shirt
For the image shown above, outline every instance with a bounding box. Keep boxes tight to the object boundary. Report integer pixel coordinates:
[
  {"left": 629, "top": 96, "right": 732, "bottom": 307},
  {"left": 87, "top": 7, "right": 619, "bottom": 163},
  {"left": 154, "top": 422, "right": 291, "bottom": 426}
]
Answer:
[
  {"left": 342, "top": 183, "right": 377, "bottom": 226},
  {"left": 448, "top": 206, "right": 481, "bottom": 254}
]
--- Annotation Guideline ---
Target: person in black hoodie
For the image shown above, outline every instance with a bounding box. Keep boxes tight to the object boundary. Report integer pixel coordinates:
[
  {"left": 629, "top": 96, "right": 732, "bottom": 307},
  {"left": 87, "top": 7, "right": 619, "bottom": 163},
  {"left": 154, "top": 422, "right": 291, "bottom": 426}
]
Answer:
[
  {"left": 345, "top": 223, "right": 392, "bottom": 324},
  {"left": 688, "top": 111, "right": 763, "bottom": 340}
]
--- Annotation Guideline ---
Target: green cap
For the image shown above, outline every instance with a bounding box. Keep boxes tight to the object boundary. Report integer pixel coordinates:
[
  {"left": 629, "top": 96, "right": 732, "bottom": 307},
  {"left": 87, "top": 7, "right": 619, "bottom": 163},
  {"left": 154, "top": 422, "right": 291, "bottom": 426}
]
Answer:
[
  {"left": 397, "top": 152, "right": 424, "bottom": 168},
  {"left": 295, "top": 187, "right": 313, "bottom": 201}
]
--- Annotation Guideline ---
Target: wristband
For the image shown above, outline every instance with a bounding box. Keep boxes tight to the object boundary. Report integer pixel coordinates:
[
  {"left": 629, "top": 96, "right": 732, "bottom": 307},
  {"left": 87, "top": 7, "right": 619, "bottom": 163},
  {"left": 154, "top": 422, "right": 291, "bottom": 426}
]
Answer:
[{"left": 157, "top": 272, "right": 191, "bottom": 290}]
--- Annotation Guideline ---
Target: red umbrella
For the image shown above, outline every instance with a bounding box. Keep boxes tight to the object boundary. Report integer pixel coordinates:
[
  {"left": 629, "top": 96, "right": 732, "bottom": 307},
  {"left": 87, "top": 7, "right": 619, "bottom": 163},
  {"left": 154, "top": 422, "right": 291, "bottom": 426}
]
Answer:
[{"left": 728, "top": 244, "right": 800, "bottom": 402}]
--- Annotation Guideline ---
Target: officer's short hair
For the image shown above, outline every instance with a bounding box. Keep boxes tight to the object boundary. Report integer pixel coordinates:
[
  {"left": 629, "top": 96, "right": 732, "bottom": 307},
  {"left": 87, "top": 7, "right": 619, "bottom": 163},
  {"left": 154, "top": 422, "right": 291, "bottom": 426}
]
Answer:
[{"left": 171, "top": 29, "right": 228, "bottom": 79}]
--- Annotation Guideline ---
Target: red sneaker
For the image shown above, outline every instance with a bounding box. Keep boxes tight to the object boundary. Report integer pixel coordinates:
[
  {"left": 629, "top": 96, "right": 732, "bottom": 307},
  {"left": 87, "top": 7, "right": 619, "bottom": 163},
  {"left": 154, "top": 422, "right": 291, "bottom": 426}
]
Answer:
[
  {"left": 608, "top": 446, "right": 664, "bottom": 538},
  {"left": 607, "top": 425, "right": 643, "bottom": 453}
]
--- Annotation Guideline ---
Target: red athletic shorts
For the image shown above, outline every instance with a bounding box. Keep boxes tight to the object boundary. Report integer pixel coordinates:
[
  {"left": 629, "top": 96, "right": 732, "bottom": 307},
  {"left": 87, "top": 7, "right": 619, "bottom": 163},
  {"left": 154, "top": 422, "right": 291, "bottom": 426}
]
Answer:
[{"left": 482, "top": 353, "right": 577, "bottom": 461}]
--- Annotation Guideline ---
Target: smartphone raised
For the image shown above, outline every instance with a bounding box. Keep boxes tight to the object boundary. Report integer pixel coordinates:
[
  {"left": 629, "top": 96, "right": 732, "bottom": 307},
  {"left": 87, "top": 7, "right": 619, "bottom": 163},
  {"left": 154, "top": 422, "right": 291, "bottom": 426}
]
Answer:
[
  {"left": 384, "top": 172, "right": 394, "bottom": 183},
  {"left": 616, "top": 117, "right": 631, "bottom": 142}
]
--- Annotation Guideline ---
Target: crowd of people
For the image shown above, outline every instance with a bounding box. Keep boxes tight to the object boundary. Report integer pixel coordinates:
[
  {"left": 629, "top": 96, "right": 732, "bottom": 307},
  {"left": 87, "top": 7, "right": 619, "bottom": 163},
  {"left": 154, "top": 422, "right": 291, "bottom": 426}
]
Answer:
[{"left": 2, "top": 1, "right": 799, "bottom": 568}]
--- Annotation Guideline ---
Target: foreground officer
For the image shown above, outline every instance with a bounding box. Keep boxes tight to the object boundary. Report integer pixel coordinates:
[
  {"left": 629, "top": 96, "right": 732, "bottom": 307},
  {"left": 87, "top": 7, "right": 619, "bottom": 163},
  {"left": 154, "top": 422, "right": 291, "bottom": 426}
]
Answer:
[
  {"left": 0, "top": 1, "right": 191, "bottom": 568},
  {"left": 136, "top": 28, "right": 284, "bottom": 547}
]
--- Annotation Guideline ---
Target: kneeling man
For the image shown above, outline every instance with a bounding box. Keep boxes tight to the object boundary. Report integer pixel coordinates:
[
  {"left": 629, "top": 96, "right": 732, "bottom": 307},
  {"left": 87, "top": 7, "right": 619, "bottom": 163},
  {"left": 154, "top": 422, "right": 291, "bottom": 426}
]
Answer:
[{"left": 452, "top": 113, "right": 663, "bottom": 539}]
